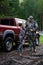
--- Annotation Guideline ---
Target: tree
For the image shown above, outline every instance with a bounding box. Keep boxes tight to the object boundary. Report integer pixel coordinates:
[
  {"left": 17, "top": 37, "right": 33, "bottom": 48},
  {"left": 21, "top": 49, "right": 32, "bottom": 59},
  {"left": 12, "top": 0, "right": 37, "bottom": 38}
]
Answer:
[
  {"left": 19, "top": 0, "right": 38, "bottom": 19},
  {"left": 0, "top": 0, "right": 19, "bottom": 17},
  {"left": 37, "top": 0, "right": 43, "bottom": 30}
]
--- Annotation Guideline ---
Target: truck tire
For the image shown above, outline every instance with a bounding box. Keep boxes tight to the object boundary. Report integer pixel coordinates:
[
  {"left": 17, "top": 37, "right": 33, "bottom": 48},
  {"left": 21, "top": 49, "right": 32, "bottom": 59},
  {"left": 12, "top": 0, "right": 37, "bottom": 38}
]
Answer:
[{"left": 4, "top": 37, "right": 13, "bottom": 52}]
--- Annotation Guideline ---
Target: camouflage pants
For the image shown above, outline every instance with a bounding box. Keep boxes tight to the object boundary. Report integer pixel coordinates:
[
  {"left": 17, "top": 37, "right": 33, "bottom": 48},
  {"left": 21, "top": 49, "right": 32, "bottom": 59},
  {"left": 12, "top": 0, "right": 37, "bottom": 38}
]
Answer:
[
  {"left": 18, "top": 40, "right": 24, "bottom": 52},
  {"left": 27, "top": 34, "right": 36, "bottom": 51}
]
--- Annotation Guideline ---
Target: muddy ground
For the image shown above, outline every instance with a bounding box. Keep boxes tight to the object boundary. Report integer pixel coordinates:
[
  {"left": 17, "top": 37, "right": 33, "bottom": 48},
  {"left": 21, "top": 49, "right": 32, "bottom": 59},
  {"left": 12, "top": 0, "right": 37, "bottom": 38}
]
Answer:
[{"left": 0, "top": 45, "right": 43, "bottom": 65}]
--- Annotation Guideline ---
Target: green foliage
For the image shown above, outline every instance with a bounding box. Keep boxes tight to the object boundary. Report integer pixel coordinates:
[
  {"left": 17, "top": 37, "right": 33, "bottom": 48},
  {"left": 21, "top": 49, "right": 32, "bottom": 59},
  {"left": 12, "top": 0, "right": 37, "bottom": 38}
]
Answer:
[
  {"left": 0, "top": 0, "right": 43, "bottom": 22},
  {"left": 40, "top": 36, "right": 43, "bottom": 44},
  {"left": 21, "top": 0, "right": 38, "bottom": 19},
  {"left": 0, "top": 0, "right": 19, "bottom": 17},
  {"left": 37, "top": 0, "right": 43, "bottom": 14}
]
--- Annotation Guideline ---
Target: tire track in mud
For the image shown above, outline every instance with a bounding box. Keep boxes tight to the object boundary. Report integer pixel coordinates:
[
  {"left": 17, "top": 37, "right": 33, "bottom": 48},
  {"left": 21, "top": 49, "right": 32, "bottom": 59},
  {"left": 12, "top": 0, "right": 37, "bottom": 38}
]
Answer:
[
  {"left": 0, "top": 51, "right": 43, "bottom": 65},
  {"left": 0, "top": 45, "right": 43, "bottom": 65}
]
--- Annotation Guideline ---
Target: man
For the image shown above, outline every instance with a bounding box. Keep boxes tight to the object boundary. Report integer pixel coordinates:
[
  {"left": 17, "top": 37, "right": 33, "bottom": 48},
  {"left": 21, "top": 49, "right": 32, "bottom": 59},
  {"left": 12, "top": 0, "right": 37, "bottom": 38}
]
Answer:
[
  {"left": 26, "top": 16, "right": 38, "bottom": 52},
  {"left": 18, "top": 22, "right": 26, "bottom": 55}
]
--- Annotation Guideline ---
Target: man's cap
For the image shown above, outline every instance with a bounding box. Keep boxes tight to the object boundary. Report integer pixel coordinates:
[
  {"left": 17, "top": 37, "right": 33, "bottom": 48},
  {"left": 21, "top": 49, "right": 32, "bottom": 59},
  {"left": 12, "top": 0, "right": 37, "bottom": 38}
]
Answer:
[{"left": 28, "top": 16, "right": 33, "bottom": 20}]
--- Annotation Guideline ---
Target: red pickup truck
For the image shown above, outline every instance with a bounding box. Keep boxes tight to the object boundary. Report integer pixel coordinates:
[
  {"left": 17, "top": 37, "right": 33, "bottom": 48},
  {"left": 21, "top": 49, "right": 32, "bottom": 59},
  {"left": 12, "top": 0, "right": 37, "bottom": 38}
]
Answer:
[{"left": 0, "top": 18, "right": 22, "bottom": 51}]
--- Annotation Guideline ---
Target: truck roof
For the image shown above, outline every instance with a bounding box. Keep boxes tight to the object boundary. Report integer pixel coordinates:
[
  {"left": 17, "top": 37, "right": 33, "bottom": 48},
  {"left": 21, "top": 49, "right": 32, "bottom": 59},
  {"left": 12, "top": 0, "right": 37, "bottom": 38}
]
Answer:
[{"left": 15, "top": 18, "right": 26, "bottom": 23}]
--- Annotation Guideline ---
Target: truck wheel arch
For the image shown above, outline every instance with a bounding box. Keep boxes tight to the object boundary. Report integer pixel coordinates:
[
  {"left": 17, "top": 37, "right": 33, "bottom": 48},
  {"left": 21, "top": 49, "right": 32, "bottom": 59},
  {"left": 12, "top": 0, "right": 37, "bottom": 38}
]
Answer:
[{"left": 3, "top": 30, "right": 15, "bottom": 41}]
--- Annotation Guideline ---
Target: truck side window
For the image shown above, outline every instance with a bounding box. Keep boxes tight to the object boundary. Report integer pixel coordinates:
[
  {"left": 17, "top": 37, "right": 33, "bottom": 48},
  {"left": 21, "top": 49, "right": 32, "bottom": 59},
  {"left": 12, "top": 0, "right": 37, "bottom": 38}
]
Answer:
[
  {"left": 1, "top": 19, "right": 9, "bottom": 25},
  {"left": 9, "top": 19, "right": 14, "bottom": 26},
  {"left": 0, "top": 20, "right": 1, "bottom": 24},
  {"left": 19, "top": 23, "right": 22, "bottom": 27}
]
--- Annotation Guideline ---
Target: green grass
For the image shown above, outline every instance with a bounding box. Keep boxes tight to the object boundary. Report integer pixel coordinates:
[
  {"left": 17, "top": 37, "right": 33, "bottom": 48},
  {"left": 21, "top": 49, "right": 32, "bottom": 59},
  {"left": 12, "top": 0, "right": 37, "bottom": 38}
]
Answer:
[{"left": 40, "top": 36, "right": 43, "bottom": 44}]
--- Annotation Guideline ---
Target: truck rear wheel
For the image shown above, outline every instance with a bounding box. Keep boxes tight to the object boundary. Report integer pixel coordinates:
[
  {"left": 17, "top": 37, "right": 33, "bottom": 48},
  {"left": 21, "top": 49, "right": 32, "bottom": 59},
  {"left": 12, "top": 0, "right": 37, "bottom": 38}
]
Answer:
[{"left": 4, "top": 37, "right": 13, "bottom": 52}]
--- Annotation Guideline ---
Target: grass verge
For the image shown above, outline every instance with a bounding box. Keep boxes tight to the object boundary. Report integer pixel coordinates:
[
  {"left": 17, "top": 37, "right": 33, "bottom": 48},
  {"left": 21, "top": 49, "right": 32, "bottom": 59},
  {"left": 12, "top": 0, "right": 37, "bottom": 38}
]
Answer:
[{"left": 40, "top": 35, "right": 43, "bottom": 44}]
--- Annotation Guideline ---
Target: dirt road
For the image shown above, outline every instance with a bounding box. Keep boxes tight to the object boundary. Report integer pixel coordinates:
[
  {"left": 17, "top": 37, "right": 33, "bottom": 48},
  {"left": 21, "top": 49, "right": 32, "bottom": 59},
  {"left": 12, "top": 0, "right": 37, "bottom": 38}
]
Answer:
[{"left": 0, "top": 45, "right": 43, "bottom": 65}]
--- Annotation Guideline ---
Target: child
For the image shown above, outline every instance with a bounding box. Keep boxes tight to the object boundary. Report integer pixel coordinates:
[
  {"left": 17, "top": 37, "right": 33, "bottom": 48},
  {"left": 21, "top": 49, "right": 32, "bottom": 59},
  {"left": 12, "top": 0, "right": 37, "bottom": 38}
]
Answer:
[{"left": 18, "top": 22, "right": 26, "bottom": 53}]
